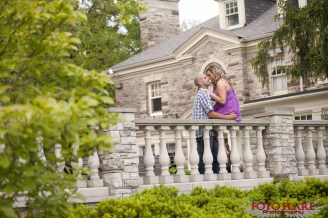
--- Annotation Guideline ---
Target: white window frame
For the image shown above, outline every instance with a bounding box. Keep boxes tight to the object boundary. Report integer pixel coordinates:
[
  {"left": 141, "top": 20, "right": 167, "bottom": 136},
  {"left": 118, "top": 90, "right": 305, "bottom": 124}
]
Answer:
[
  {"left": 148, "top": 83, "right": 162, "bottom": 116},
  {"left": 218, "top": 0, "right": 245, "bottom": 30},
  {"left": 294, "top": 113, "right": 312, "bottom": 120},
  {"left": 270, "top": 57, "right": 288, "bottom": 95},
  {"left": 225, "top": 1, "right": 239, "bottom": 27},
  {"left": 299, "top": 0, "right": 308, "bottom": 8}
]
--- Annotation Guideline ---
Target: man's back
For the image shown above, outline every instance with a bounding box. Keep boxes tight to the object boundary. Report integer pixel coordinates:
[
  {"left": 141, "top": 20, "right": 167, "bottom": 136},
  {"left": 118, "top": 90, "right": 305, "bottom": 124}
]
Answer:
[{"left": 192, "top": 90, "right": 213, "bottom": 119}]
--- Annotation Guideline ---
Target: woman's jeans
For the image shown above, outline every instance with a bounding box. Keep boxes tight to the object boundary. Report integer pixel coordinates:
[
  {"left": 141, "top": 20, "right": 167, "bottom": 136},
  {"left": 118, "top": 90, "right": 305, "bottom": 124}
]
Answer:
[{"left": 196, "top": 134, "right": 219, "bottom": 174}]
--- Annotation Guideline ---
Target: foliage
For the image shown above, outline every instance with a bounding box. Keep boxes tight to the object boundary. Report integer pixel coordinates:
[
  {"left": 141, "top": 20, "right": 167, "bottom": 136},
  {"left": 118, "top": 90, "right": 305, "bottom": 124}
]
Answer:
[
  {"left": 251, "top": 0, "right": 328, "bottom": 87},
  {"left": 69, "top": 178, "right": 328, "bottom": 218},
  {"left": 180, "top": 19, "right": 200, "bottom": 32},
  {"left": 168, "top": 164, "right": 177, "bottom": 174},
  {"left": 68, "top": 0, "right": 146, "bottom": 72},
  {"left": 0, "top": 0, "right": 117, "bottom": 217}
]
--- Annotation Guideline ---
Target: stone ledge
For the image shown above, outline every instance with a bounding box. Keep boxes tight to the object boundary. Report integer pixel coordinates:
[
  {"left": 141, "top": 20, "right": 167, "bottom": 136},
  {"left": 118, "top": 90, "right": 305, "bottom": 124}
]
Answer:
[
  {"left": 242, "top": 106, "right": 295, "bottom": 116},
  {"left": 108, "top": 107, "right": 137, "bottom": 113}
]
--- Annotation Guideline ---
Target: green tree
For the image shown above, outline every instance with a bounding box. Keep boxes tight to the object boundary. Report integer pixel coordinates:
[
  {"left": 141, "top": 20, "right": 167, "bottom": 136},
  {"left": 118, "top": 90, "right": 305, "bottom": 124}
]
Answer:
[
  {"left": 0, "top": 0, "right": 117, "bottom": 217},
  {"left": 180, "top": 19, "right": 200, "bottom": 32},
  {"left": 251, "top": 0, "right": 328, "bottom": 87},
  {"left": 69, "top": 0, "right": 145, "bottom": 72}
]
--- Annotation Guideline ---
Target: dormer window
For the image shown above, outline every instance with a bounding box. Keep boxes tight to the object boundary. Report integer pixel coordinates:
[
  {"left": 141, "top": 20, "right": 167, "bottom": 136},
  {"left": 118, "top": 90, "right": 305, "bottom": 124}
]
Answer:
[
  {"left": 226, "top": 1, "right": 239, "bottom": 27},
  {"left": 218, "top": 0, "right": 246, "bottom": 30}
]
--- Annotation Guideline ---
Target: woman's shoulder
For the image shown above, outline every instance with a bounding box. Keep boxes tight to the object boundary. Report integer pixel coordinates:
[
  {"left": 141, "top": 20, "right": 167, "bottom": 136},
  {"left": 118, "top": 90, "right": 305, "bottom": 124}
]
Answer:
[{"left": 217, "top": 79, "right": 229, "bottom": 88}]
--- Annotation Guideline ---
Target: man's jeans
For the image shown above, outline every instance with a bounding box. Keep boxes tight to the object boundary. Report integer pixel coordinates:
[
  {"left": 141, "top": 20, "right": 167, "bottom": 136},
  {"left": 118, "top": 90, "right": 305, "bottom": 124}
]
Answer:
[{"left": 196, "top": 135, "right": 219, "bottom": 174}]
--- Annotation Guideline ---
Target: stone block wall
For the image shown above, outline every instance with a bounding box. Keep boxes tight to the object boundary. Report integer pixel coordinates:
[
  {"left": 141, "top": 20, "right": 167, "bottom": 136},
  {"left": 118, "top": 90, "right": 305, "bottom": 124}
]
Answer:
[
  {"left": 101, "top": 108, "right": 139, "bottom": 198},
  {"left": 139, "top": 0, "right": 180, "bottom": 51},
  {"left": 244, "top": 107, "right": 298, "bottom": 179}
]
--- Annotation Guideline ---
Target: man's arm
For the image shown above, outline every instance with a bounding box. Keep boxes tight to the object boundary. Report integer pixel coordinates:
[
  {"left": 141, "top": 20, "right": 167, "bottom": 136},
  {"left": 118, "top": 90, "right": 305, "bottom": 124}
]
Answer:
[{"left": 208, "top": 111, "right": 237, "bottom": 120}]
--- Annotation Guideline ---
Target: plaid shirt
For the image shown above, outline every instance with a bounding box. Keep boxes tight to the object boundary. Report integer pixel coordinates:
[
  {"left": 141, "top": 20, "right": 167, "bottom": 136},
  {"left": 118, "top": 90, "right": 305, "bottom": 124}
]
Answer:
[{"left": 192, "top": 90, "right": 213, "bottom": 138}]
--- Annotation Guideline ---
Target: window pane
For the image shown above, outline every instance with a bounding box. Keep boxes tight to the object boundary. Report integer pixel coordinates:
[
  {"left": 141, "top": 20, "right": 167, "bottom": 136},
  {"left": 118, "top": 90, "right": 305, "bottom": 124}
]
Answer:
[
  {"left": 290, "top": 0, "right": 299, "bottom": 8},
  {"left": 152, "top": 97, "right": 162, "bottom": 112},
  {"left": 295, "top": 116, "right": 300, "bottom": 120},
  {"left": 226, "top": 1, "right": 238, "bottom": 15},
  {"left": 273, "top": 75, "right": 287, "bottom": 92},
  {"left": 301, "top": 115, "right": 306, "bottom": 120},
  {"left": 227, "top": 14, "right": 239, "bottom": 26},
  {"left": 151, "top": 83, "right": 161, "bottom": 97},
  {"left": 307, "top": 114, "right": 312, "bottom": 120}
]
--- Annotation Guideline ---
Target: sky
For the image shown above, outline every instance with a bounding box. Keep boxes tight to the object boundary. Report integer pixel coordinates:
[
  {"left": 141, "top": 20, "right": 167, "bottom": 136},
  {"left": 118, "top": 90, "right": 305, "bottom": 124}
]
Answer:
[{"left": 178, "top": 0, "right": 219, "bottom": 25}]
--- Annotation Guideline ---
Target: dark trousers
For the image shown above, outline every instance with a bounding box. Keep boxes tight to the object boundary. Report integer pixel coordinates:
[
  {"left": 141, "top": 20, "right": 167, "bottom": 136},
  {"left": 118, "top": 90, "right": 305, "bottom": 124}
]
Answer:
[{"left": 196, "top": 135, "right": 219, "bottom": 174}]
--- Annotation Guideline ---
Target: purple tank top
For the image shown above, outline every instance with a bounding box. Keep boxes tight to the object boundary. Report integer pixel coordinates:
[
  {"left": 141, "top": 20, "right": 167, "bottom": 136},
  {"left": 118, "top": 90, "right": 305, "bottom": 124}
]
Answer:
[{"left": 213, "top": 87, "right": 241, "bottom": 122}]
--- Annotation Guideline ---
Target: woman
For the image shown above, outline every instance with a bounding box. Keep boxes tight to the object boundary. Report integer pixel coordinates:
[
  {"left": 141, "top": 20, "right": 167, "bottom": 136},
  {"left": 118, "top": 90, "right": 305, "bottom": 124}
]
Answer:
[{"left": 204, "top": 64, "right": 241, "bottom": 122}]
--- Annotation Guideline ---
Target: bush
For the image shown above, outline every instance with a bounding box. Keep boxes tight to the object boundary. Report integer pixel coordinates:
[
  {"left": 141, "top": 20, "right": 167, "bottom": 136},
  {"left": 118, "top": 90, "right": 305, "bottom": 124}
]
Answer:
[{"left": 68, "top": 179, "right": 328, "bottom": 218}]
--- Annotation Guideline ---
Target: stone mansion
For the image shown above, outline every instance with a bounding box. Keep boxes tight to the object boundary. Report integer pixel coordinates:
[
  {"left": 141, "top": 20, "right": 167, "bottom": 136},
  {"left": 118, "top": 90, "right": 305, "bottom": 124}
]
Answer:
[{"left": 110, "top": 0, "right": 328, "bottom": 121}]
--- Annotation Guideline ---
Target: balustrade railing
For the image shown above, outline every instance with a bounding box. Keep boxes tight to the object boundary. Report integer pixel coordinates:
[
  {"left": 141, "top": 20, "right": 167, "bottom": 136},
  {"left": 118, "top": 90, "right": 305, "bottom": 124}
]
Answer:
[
  {"left": 135, "top": 119, "right": 271, "bottom": 185},
  {"left": 293, "top": 121, "right": 328, "bottom": 176}
]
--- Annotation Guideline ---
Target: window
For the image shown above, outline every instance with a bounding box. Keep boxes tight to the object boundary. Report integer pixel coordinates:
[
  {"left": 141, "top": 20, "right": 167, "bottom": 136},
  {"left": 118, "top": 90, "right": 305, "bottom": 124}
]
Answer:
[
  {"left": 290, "top": 0, "right": 299, "bottom": 7},
  {"left": 295, "top": 114, "right": 312, "bottom": 120},
  {"left": 225, "top": 1, "right": 239, "bottom": 27},
  {"left": 271, "top": 58, "right": 287, "bottom": 94},
  {"left": 149, "top": 83, "right": 162, "bottom": 114}
]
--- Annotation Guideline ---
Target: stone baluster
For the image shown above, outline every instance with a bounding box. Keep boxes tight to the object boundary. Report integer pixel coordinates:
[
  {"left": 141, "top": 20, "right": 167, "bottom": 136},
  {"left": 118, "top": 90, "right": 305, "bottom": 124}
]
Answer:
[
  {"left": 255, "top": 127, "right": 270, "bottom": 178},
  {"left": 156, "top": 126, "right": 173, "bottom": 184},
  {"left": 295, "top": 127, "right": 308, "bottom": 176},
  {"left": 316, "top": 127, "right": 328, "bottom": 175},
  {"left": 36, "top": 136, "right": 46, "bottom": 162},
  {"left": 305, "top": 127, "right": 319, "bottom": 175},
  {"left": 141, "top": 126, "right": 158, "bottom": 184},
  {"left": 55, "top": 143, "right": 65, "bottom": 172},
  {"left": 173, "top": 126, "right": 189, "bottom": 183},
  {"left": 71, "top": 145, "right": 87, "bottom": 188},
  {"left": 87, "top": 150, "right": 104, "bottom": 187},
  {"left": 217, "top": 126, "right": 231, "bottom": 180},
  {"left": 242, "top": 126, "right": 257, "bottom": 179},
  {"left": 188, "top": 125, "right": 203, "bottom": 182},
  {"left": 203, "top": 126, "right": 216, "bottom": 181},
  {"left": 229, "top": 126, "right": 244, "bottom": 180}
]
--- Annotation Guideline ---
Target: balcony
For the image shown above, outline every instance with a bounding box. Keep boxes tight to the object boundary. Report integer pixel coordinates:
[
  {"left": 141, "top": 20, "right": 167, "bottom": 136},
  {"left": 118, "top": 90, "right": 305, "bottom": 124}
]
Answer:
[{"left": 14, "top": 107, "right": 328, "bottom": 207}]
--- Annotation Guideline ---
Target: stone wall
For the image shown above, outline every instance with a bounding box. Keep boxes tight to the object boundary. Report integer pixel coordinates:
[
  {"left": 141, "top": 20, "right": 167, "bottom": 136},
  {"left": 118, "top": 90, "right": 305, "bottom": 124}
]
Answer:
[
  {"left": 101, "top": 108, "right": 139, "bottom": 198},
  {"left": 139, "top": 0, "right": 180, "bottom": 51},
  {"left": 243, "top": 107, "right": 298, "bottom": 179}
]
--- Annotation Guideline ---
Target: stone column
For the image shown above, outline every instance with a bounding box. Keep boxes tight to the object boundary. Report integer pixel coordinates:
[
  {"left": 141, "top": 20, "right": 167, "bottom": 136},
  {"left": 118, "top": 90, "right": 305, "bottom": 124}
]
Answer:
[
  {"left": 101, "top": 108, "right": 139, "bottom": 198},
  {"left": 243, "top": 107, "right": 298, "bottom": 180}
]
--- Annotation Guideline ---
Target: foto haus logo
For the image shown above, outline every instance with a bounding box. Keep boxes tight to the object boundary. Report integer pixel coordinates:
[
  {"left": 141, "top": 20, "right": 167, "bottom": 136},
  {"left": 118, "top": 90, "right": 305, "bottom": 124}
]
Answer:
[{"left": 243, "top": 200, "right": 325, "bottom": 217}]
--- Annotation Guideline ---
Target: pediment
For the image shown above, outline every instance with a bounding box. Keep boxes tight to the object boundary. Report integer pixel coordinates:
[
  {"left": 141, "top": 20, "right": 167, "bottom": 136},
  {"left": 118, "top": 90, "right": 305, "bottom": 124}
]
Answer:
[{"left": 173, "top": 28, "right": 241, "bottom": 58}]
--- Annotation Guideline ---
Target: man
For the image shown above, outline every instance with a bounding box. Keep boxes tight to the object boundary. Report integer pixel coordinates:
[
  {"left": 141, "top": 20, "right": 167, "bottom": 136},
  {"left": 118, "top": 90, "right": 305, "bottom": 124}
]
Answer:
[{"left": 192, "top": 74, "right": 236, "bottom": 174}]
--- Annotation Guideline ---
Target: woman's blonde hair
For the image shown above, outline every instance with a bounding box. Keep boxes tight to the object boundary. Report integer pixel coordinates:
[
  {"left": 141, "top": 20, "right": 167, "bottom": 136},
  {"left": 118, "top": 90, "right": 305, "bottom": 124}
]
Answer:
[{"left": 204, "top": 63, "right": 232, "bottom": 89}]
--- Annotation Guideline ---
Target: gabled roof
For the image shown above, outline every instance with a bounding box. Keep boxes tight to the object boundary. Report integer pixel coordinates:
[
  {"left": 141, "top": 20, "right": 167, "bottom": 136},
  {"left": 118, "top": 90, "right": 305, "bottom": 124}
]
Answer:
[
  {"left": 111, "top": 4, "right": 279, "bottom": 71},
  {"left": 234, "top": 4, "right": 280, "bottom": 38}
]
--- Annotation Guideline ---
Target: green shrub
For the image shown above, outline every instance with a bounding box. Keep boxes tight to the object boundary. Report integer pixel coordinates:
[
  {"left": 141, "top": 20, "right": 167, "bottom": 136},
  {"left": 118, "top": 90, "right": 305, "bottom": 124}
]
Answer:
[{"left": 68, "top": 179, "right": 328, "bottom": 218}]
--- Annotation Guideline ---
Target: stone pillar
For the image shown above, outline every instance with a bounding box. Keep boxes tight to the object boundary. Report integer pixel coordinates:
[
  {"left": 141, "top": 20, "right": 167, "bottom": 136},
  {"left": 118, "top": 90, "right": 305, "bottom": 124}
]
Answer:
[
  {"left": 101, "top": 108, "right": 139, "bottom": 198},
  {"left": 243, "top": 107, "right": 298, "bottom": 180},
  {"left": 139, "top": 0, "right": 180, "bottom": 51}
]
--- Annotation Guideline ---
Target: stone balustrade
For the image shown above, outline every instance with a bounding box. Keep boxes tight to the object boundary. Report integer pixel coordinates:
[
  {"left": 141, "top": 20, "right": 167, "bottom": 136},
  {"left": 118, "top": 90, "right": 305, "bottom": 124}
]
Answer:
[
  {"left": 135, "top": 119, "right": 271, "bottom": 185},
  {"left": 13, "top": 107, "right": 328, "bottom": 207}
]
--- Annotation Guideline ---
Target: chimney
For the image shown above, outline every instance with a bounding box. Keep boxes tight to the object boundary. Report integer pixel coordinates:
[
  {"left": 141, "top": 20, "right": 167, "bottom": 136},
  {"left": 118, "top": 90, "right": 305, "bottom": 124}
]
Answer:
[{"left": 139, "top": 0, "right": 180, "bottom": 51}]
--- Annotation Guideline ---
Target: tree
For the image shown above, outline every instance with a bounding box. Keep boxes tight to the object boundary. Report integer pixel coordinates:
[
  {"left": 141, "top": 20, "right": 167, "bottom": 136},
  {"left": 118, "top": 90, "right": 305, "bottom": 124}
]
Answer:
[
  {"left": 180, "top": 19, "right": 200, "bottom": 32},
  {"left": 68, "top": 0, "right": 145, "bottom": 72},
  {"left": 0, "top": 0, "right": 118, "bottom": 217},
  {"left": 251, "top": 0, "right": 328, "bottom": 87}
]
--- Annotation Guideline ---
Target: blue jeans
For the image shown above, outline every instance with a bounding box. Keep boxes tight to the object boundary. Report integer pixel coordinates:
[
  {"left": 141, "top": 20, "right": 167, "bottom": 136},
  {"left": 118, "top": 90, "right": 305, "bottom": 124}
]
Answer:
[{"left": 196, "top": 134, "right": 219, "bottom": 174}]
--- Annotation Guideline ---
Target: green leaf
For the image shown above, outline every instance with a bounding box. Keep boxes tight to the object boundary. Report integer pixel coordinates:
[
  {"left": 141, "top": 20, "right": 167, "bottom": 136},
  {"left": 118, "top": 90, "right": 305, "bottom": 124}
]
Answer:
[{"left": 0, "top": 206, "right": 16, "bottom": 218}]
